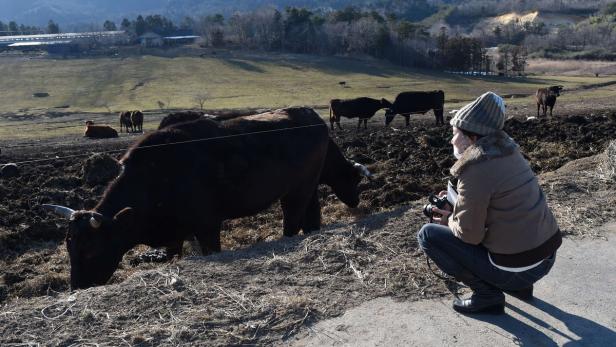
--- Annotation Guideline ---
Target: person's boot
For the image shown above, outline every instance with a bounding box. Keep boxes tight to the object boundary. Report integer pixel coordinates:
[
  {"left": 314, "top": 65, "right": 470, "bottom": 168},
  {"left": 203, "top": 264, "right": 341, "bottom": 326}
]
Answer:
[
  {"left": 505, "top": 285, "right": 533, "bottom": 301},
  {"left": 453, "top": 271, "right": 505, "bottom": 314}
]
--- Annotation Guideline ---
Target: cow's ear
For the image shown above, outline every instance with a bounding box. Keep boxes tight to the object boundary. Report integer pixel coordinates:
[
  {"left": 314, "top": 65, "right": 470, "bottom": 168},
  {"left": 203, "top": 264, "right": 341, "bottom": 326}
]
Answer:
[{"left": 113, "top": 207, "right": 135, "bottom": 229}]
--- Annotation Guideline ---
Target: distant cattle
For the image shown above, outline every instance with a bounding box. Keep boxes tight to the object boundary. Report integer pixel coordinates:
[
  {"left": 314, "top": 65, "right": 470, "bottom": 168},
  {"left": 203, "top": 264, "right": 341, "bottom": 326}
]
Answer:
[
  {"left": 84, "top": 121, "right": 118, "bottom": 139},
  {"left": 130, "top": 110, "right": 144, "bottom": 133},
  {"left": 119, "top": 111, "right": 132, "bottom": 133},
  {"left": 119, "top": 110, "right": 144, "bottom": 133},
  {"left": 536, "top": 86, "right": 563, "bottom": 117},
  {"left": 382, "top": 91, "right": 445, "bottom": 126},
  {"left": 158, "top": 111, "right": 206, "bottom": 130},
  {"left": 329, "top": 97, "right": 388, "bottom": 130},
  {"left": 43, "top": 107, "right": 371, "bottom": 289}
]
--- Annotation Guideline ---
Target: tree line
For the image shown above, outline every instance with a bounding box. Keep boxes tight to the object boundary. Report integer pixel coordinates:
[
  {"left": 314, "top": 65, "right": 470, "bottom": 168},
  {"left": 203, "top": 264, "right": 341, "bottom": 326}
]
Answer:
[
  {"left": 9, "top": 2, "right": 616, "bottom": 74},
  {"left": 0, "top": 20, "right": 60, "bottom": 35},
  {"left": 111, "top": 7, "right": 493, "bottom": 73}
]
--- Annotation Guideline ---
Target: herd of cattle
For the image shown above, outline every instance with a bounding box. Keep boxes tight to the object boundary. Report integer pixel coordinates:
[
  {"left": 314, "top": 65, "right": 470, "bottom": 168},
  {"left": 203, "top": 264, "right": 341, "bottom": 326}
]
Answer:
[
  {"left": 82, "top": 87, "right": 563, "bottom": 139},
  {"left": 40, "top": 86, "right": 564, "bottom": 289},
  {"left": 83, "top": 110, "right": 144, "bottom": 139}
]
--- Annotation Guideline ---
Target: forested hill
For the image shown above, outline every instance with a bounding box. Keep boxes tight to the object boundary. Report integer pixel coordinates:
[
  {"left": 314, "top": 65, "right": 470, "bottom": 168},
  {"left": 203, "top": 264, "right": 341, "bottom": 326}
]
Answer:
[
  {"left": 1, "top": 0, "right": 435, "bottom": 26},
  {"left": 0, "top": 0, "right": 604, "bottom": 27}
]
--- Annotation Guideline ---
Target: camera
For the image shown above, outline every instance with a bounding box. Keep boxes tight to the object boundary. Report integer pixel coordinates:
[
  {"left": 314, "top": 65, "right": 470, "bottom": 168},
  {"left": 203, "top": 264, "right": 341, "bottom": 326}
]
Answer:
[{"left": 423, "top": 194, "right": 452, "bottom": 220}]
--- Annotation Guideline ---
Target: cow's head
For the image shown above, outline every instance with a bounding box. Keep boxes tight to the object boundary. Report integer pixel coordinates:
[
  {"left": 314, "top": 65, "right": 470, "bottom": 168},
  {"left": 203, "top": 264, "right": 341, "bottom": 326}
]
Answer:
[
  {"left": 380, "top": 99, "right": 396, "bottom": 126},
  {"left": 42, "top": 204, "right": 135, "bottom": 289},
  {"left": 384, "top": 109, "right": 396, "bottom": 126},
  {"left": 330, "top": 162, "right": 372, "bottom": 208},
  {"left": 549, "top": 85, "right": 563, "bottom": 96}
]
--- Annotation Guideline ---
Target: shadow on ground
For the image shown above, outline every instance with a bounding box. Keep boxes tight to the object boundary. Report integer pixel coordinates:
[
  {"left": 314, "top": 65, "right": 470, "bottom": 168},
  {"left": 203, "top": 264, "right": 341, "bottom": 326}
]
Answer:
[{"left": 472, "top": 298, "right": 616, "bottom": 346}]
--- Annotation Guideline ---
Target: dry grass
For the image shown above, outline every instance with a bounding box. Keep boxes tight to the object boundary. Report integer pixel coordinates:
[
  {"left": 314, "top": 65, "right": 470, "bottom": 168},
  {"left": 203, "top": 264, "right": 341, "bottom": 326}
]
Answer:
[
  {"left": 597, "top": 140, "right": 616, "bottom": 181},
  {"left": 0, "top": 204, "right": 453, "bottom": 346},
  {"left": 527, "top": 58, "right": 616, "bottom": 76},
  {"left": 1, "top": 52, "right": 614, "bottom": 116},
  {"left": 540, "top": 151, "right": 616, "bottom": 239}
]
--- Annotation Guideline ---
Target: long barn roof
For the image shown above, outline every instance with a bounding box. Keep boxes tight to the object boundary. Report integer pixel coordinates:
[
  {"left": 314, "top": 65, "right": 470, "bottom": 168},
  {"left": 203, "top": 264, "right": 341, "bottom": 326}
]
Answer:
[{"left": 0, "top": 31, "right": 126, "bottom": 44}]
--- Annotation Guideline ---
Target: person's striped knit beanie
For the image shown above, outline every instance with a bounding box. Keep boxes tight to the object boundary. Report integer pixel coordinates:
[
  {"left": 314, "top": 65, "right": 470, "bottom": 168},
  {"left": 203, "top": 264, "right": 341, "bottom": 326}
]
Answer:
[{"left": 450, "top": 92, "right": 506, "bottom": 136}]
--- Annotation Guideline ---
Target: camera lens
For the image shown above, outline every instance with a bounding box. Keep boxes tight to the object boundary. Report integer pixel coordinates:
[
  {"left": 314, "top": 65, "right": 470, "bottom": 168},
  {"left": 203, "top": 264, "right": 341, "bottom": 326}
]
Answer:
[{"left": 423, "top": 204, "right": 433, "bottom": 218}]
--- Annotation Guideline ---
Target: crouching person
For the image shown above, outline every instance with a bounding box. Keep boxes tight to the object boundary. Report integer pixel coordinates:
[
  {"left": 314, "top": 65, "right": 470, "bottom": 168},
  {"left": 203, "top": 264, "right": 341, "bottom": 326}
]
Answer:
[{"left": 418, "top": 92, "right": 562, "bottom": 314}]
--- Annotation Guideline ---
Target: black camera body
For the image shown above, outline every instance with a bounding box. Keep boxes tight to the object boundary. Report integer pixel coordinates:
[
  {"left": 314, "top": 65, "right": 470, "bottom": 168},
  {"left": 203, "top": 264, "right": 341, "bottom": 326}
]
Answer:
[{"left": 423, "top": 194, "right": 452, "bottom": 220}]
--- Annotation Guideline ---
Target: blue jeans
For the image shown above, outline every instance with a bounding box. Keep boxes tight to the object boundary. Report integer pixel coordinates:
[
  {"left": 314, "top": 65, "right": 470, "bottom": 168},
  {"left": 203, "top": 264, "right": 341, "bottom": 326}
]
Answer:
[{"left": 417, "top": 223, "right": 556, "bottom": 292}]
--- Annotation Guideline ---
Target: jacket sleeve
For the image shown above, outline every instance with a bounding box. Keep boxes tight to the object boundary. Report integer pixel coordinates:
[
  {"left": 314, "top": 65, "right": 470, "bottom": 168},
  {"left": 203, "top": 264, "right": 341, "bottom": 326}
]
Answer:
[{"left": 448, "top": 165, "right": 491, "bottom": 245}]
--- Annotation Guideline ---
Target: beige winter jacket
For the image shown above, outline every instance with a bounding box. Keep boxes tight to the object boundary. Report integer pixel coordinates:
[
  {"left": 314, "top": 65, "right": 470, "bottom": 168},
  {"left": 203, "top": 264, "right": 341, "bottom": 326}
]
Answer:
[{"left": 448, "top": 131, "right": 561, "bottom": 267}]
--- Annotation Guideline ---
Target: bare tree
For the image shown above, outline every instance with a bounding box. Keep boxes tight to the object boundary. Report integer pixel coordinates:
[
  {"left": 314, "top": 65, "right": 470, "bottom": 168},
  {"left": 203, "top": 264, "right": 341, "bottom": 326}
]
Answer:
[{"left": 193, "top": 93, "right": 208, "bottom": 110}]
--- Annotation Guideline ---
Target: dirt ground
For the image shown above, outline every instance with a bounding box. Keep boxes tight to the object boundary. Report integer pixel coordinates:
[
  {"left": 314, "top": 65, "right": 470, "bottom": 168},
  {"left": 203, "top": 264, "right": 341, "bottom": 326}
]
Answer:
[{"left": 0, "top": 108, "right": 615, "bottom": 345}]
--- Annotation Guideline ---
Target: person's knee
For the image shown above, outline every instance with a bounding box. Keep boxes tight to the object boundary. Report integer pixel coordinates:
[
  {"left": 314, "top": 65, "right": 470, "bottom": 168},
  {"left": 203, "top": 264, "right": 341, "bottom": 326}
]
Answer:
[
  {"left": 417, "top": 223, "right": 436, "bottom": 249},
  {"left": 417, "top": 223, "right": 454, "bottom": 249}
]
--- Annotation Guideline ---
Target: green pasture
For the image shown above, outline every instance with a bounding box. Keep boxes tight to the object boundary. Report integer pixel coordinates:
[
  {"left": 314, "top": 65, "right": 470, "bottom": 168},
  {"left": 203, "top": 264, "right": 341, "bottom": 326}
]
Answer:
[{"left": 1, "top": 51, "right": 615, "bottom": 141}]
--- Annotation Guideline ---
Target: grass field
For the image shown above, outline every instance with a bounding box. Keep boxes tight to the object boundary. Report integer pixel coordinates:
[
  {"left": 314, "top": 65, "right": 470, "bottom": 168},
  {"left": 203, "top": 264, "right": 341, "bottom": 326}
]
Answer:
[
  {"left": 3, "top": 51, "right": 616, "bottom": 113},
  {"left": 1, "top": 50, "right": 616, "bottom": 141}
]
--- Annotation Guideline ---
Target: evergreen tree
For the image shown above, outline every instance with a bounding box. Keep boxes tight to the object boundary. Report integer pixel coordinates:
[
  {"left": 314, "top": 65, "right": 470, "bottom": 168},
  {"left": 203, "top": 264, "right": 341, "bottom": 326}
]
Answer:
[
  {"left": 8, "top": 21, "right": 18, "bottom": 33},
  {"left": 47, "top": 20, "right": 60, "bottom": 34},
  {"left": 121, "top": 18, "right": 131, "bottom": 32},
  {"left": 103, "top": 20, "right": 117, "bottom": 31},
  {"left": 135, "top": 15, "right": 146, "bottom": 36}
]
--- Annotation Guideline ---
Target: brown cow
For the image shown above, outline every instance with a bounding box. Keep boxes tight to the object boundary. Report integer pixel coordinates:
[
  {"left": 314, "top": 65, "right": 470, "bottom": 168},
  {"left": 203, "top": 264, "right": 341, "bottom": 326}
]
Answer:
[
  {"left": 130, "top": 110, "right": 144, "bottom": 133},
  {"left": 536, "top": 86, "right": 563, "bottom": 117},
  {"left": 119, "top": 111, "right": 132, "bottom": 133},
  {"left": 84, "top": 120, "right": 118, "bottom": 139}
]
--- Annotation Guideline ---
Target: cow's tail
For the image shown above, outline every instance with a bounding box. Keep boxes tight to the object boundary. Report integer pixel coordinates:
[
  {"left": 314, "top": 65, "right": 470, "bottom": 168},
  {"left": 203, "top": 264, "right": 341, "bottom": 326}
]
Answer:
[{"left": 329, "top": 104, "right": 335, "bottom": 130}]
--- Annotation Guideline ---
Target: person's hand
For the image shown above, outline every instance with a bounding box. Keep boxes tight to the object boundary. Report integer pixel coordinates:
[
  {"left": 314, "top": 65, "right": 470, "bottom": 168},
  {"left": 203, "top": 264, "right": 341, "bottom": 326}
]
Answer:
[
  {"left": 437, "top": 190, "right": 452, "bottom": 212},
  {"left": 432, "top": 206, "right": 451, "bottom": 226}
]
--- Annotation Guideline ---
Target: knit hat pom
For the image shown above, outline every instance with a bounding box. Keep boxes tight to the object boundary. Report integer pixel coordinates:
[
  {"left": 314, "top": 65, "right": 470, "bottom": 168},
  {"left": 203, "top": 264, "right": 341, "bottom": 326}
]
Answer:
[{"left": 450, "top": 92, "right": 506, "bottom": 136}]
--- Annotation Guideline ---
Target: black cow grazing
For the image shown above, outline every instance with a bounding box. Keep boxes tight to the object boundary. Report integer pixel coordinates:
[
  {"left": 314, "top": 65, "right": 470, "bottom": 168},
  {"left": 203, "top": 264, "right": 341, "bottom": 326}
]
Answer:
[
  {"left": 329, "top": 97, "right": 388, "bottom": 130},
  {"left": 42, "top": 107, "right": 371, "bottom": 289},
  {"left": 536, "top": 86, "right": 563, "bottom": 117},
  {"left": 84, "top": 121, "right": 118, "bottom": 139},
  {"left": 119, "top": 111, "right": 132, "bottom": 133},
  {"left": 130, "top": 110, "right": 144, "bottom": 133},
  {"left": 158, "top": 111, "right": 205, "bottom": 129},
  {"left": 383, "top": 90, "right": 445, "bottom": 126}
]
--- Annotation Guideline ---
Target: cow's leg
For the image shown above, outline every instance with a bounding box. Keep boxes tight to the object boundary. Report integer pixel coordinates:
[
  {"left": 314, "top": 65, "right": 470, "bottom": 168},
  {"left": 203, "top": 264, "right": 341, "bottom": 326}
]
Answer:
[
  {"left": 404, "top": 115, "right": 410, "bottom": 127},
  {"left": 281, "top": 188, "right": 315, "bottom": 237},
  {"left": 165, "top": 238, "right": 184, "bottom": 259},
  {"left": 337, "top": 121, "right": 343, "bottom": 130},
  {"left": 357, "top": 118, "right": 362, "bottom": 130},
  {"left": 194, "top": 220, "right": 222, "bottom": 255},
  {"left": 549, "top": 106, "right": 553, "bottom": 117},
  {"left": 537, "top": 103, "right": 540, "bottom": 117},
  {"left": 301, "top": 189, "right": 321, "bottom": 234},
  {"left": 363, "top": 119, "right": 368, "bottom": 129},
  {"left": 435, "top": 109, "right": 444, "bottom": 126}
]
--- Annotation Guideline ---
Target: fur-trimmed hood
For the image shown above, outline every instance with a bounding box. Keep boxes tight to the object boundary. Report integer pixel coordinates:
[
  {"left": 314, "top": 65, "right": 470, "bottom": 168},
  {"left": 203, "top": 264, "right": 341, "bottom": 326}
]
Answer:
[{"left": 450, "top": 130, "right": 519, "bottom": 176}]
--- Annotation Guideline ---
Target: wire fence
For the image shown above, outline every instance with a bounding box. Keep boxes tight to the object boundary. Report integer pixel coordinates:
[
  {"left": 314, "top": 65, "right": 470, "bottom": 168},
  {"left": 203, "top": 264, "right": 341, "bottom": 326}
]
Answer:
[{"left": 3, "top": 123, "right": 328, "bottom": 166}]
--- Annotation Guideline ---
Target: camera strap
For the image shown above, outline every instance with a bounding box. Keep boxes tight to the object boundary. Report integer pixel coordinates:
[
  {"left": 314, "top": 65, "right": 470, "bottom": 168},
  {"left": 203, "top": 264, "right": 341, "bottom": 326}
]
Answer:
[{"left": 425, "top": 255, "right": 462, "bottom": 299}]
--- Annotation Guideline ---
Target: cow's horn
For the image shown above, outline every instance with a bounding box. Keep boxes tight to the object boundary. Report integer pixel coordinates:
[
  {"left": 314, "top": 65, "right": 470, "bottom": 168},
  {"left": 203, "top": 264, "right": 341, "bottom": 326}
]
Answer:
[
  {"left": 90, "top": 213, "right": 103, "bottom": 229},
  {"left": 353, "top": 162, "right": 373, "bottom": 179},
  {"left": 41, "top": 204, "right": 75, "bottom": 219}
]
